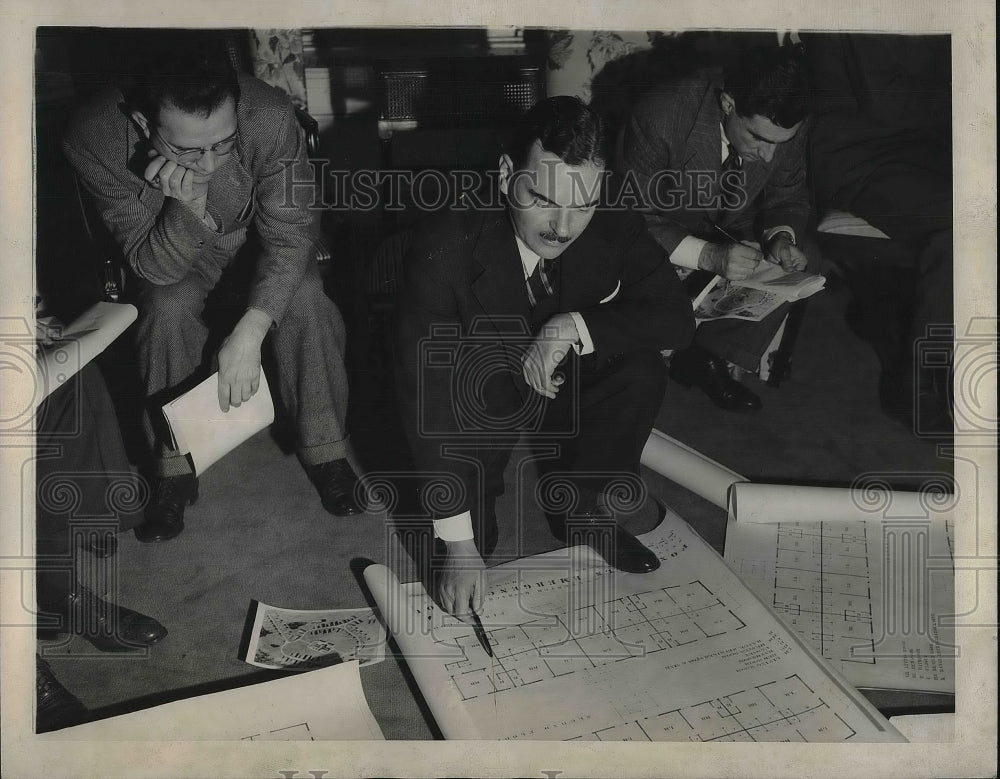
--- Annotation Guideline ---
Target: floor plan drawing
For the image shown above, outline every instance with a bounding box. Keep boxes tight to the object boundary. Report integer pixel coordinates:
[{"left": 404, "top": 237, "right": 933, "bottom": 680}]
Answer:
[
  {"left": 366, "top": 506, "right": 905, "bottom": 742},
  {"left": 725, "top": 506, "right": 955, "bottom": 693},
  {"left": 578, "top": 675, "right": 857, "bottom": 742},
  {"left": 766, "top": 521, "right": 878, "bottom": 668},
  {"left": 443, "top": 582, "right": 748, "bottom": 701}
]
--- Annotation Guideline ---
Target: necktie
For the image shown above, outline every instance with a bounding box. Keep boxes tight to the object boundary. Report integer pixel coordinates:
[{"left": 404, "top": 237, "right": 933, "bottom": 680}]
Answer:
[
  {"left": 724, "top": 143, "right": 742, "bottom": 171},
  {"left": 526, "top": 258, "right": 557, "bottom": 309}
]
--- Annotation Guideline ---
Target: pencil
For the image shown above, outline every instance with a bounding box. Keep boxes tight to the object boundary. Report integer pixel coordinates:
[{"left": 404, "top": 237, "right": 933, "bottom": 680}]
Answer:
[{"left": 471, "top": 611, "right": 493, "bottom": 657}]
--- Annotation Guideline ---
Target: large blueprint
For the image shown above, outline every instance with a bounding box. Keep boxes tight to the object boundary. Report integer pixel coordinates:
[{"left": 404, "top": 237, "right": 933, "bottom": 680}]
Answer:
[{"left": 365, "top": 504, "right": 904, "bottom": 742}]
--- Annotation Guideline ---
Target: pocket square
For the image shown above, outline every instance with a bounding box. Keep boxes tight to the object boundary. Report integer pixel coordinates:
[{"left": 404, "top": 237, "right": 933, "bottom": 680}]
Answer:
[{"left": 599, "top": 280, "right": 621, "bottom": 304}]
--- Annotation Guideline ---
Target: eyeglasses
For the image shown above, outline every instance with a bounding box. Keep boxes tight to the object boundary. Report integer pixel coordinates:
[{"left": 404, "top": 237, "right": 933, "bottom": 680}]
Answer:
[{"left": 153, "top": 127, "right": 238, "bottom": 162}]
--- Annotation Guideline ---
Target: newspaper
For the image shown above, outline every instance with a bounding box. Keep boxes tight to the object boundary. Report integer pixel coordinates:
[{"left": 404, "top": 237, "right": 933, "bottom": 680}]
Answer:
[{"left": 694, "top": 265, "right": 826, "bottom": 322}]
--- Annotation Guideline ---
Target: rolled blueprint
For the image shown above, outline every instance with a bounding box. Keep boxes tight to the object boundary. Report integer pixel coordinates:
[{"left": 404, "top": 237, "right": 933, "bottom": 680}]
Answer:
[
  {"left": 728, "top": 482, "right": 956, "bottom": 524},
  {"left": 36, "top": 301, "right": 137, "bottom": 402},
  {"left": 640, "top": 428, "right": 746, "bottom": 509},
  {"left": 363, "top": 563, "right": 484, "bottom": 739}
]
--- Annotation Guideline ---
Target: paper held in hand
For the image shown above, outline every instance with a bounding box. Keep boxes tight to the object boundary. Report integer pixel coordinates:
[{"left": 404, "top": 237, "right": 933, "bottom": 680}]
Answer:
[
  {"left": 693, "top": 265, "right": 826, "bottom": 323},
  {"left": 161, "top": 371, "right": 274, "bottom": 475}
]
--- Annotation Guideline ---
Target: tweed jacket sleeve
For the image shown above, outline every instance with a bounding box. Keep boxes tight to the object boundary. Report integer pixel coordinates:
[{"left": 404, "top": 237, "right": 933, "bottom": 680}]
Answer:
[
  {"left": 620, "top": 79, "right": 710, "bottom": 256},
  {"left": 63, "top": 79, "right": 318, "bottom": 327},
  {"left": 237, "top": 81, "right": 320, "bottom": 326},
  {"left": 754, "top": 119, "right": 811, "bottom": 242}
]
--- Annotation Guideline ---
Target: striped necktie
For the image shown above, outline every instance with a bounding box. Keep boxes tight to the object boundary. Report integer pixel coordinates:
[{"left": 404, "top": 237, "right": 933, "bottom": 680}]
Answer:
[{"left": 525, "top": 258, "right": 557, "bottom": 309}]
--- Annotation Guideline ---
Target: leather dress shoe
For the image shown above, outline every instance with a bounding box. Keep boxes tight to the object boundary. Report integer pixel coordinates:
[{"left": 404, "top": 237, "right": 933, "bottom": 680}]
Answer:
[
  {"left": 134, "top": 473, "right": 199, "bottom": 543},
  {"left": 669, "top": 346, "right": 762, "bottom": 411},
  {"left": 80, "top": 530, "right": 118, "bottom": 558},
  {"left": 307, "top": 458, "right": 367, "bottom": 516},
  {"left": 36, "top": 656, "right": 88, "bottom": 732},
  {"left": 38, "top": 586, "right": 168, "bottom": 652},
  {"left": 561, "top": 507, "right": 660, "bottom": 574}
]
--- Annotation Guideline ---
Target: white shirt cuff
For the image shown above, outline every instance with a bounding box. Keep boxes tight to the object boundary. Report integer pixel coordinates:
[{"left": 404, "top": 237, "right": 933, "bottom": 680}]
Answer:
[
  {"left": 670, "top": 235, "right": 709, "bottom": 270},
  {"left": 568, "top": 311, "right": 595, "bottom": 355},
  {"left": 762, "top": 225, "right": 796, "bottom": 246},
  {"left": 433, "top": 511, "right": 475, "bottom": 542}
]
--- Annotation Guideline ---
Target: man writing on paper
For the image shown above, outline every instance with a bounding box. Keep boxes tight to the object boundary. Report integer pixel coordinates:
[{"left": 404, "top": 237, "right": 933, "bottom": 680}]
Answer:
[
  {"left": 395, "top": 97, "right": 695, "bottom": 620},
  {"left": 620, "top": 44, "right": 819, "bottom": 411},
  {"left": 64, "top": 33, "right": 364, "bottom": 542}
]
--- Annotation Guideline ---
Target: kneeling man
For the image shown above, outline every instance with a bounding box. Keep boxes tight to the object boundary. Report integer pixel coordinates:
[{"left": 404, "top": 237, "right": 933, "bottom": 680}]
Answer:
[{"left": 395, "top": 97, "right": 695, "bottom": 620}]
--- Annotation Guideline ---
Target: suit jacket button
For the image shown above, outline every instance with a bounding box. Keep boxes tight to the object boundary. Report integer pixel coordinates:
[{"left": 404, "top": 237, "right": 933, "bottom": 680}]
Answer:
[{"left": 197, "top": 240, "right": 204, "bottom": 247}]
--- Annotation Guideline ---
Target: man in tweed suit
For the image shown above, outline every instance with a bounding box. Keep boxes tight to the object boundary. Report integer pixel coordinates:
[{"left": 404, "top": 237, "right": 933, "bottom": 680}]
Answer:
[
  {"left": 63, "top": 38, "right": 364, "bottom": 541},
  {"left": 621, "top": 45, "right": 816, "bottom": 411}
]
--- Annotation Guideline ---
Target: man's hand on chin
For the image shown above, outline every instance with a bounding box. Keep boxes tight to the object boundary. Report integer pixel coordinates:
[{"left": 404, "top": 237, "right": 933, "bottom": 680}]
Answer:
[
  {"left": 522, "top": 312, "right": 579, "bottom": 399},
  {"left": 436, "top": 539, "right": 486, "bottom": 623},
  {"left": 145, "top": 152, "right": 212, "bottom": 200},
  {"left": 217, "top": 309, "right": 271, "bottom": 412},
  {"left": 144, "top": 151, "right": 213, "bottom": 219}
]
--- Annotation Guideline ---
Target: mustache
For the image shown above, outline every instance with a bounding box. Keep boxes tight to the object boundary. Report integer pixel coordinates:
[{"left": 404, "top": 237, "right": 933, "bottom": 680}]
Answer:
[{"left": 540, "top": 232, "right": 571, "bottom": 243}]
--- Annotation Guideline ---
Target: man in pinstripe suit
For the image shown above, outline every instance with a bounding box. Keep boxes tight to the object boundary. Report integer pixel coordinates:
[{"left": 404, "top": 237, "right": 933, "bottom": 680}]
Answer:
[
  {"left": 621, "top": 45, "right": 817, "bottom": 412},
  {"left": 64, "top": 41, "right": 364, "bottom": 541}
]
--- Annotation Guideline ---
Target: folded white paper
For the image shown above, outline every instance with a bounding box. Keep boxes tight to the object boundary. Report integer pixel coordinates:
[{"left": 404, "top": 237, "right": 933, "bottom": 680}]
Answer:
[
  {"left": 36, "top": 302, "right": 137, "bottom": 401},
  {"left": 162, "top": 371, "right": 274, "bottom": 475}
]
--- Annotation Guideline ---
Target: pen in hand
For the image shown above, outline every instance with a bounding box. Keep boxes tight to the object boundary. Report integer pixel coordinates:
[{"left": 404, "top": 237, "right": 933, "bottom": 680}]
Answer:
[
  {"left": 471, "top": 610, "right": 493, "bottom": 657},
  {"left": 713, "top": 224, "right": 779, "bottom": 265}
]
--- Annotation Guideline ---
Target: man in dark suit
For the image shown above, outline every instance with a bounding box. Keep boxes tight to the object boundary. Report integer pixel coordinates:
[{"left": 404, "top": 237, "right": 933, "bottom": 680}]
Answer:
[
  {"left": 395, "top": 97, "right": 695, "bottom": 620},
  {"left": 621, "top": 45, "right": 815, "bottom": 411},
  {"left": 804, "top": 33, "right": 953, "bottom": 434},
  {"left": 63, "top": 34, "right": 364, "bottom": 541}
]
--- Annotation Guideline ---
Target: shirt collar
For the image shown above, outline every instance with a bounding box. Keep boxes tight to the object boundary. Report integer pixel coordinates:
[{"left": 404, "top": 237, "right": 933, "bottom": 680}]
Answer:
[{"left": 512, "top": 229, "right": 542, "bottom": 278}]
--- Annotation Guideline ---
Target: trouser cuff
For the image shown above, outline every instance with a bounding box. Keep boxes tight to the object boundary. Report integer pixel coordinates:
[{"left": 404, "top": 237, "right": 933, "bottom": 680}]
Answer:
[
  {"left": 298, "top": 437, "right": 350, "bottom": 467},
  {"left": 158, "top": 450, "right": 194, "bottom": 478}
]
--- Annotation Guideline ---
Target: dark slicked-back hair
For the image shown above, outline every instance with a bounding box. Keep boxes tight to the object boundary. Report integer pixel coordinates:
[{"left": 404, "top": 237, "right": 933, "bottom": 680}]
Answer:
[
  {"left": 508, "top": 96, "right": 608, "bottom": 170},
  {"left": 123, "top": 30, "right": 240, "bottom": 124},
  {"left": 723, "top": 45, "right": 810, "bottom": 128}
]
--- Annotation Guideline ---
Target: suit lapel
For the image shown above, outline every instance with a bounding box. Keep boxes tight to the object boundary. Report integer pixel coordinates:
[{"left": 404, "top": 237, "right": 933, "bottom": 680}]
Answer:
[
  {"left": 470, "top": 212, "right": 531, "bottom": 325},
  {"left": 557, "top": 222, "right": 617, "bottom": 309},
  {"left": 469, "top": 212, "right": 533, "bottom": 403},
  {"left": 684, "top": 88, "right": 727, "bottom": 228}
]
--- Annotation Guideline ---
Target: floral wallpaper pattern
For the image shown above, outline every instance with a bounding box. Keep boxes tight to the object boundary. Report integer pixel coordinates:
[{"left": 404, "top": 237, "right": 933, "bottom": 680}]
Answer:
[
  {"left": 250, "top": 29, "right": 308, "bottom": 110},
  {"left": 545, "top": 30, "right": 657, "bottom": 100}
]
